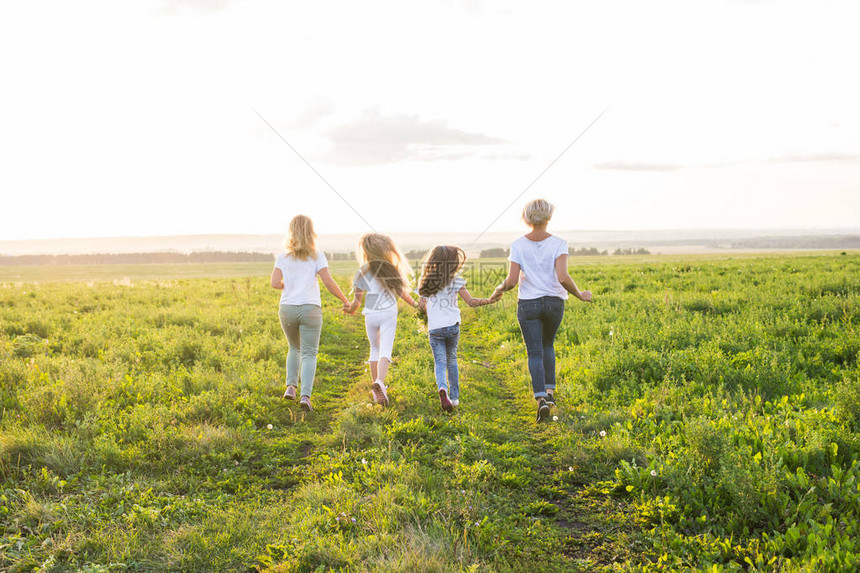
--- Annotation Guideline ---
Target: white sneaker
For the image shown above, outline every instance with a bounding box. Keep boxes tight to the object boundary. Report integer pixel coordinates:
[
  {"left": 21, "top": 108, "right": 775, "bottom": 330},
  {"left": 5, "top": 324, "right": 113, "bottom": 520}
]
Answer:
[
  {"left": 371, "top": 380, "right": 389, "bottom": 406},
  {"left": 450, "top": 399, "right": 459, "bottom": 407}
]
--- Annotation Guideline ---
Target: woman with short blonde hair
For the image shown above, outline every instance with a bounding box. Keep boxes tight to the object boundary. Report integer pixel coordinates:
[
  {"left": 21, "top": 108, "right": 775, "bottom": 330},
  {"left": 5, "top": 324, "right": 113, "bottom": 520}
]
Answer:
[{"left": 491, "top": 199, "right": 592, "bottom": 421}]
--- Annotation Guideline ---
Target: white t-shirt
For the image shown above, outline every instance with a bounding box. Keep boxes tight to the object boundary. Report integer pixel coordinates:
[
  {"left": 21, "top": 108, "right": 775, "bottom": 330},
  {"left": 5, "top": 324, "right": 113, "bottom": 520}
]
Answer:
[
  {"left": 509, "top": 235, "right": 568, "bottom": 300},
  {"left": 424, "top": 276, "right": 466, "bottom": 331},
  {"left": 274, "top": 250, "right": 328, "bottom": 306},
  {"left": 354, "top": 266, "right": 399, "bottom": 316}
]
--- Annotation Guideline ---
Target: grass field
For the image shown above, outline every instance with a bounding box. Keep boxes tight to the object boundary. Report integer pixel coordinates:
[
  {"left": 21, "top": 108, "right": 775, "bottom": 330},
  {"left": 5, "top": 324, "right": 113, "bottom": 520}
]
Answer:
[{"left": 1, "top": 253, "right": 859, "bottom": 571}]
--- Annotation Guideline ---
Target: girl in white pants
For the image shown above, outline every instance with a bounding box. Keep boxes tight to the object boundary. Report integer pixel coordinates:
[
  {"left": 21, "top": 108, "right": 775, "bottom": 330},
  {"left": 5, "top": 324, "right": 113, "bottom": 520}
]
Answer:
[{"left": 345, "top": 233, "right": 419, "bottom": 406}]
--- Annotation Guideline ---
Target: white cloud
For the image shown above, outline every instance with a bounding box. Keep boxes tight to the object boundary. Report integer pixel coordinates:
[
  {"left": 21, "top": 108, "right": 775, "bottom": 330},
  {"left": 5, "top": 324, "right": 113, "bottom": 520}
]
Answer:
[{"left": 322, "top": 110, "right": 507, "bottom": 165}]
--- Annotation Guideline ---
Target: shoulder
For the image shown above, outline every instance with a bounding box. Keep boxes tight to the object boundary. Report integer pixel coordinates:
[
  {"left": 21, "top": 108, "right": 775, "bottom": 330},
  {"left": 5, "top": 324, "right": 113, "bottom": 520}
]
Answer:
[
  {"left": 275, "top": 252, "right": 289, "bottom": 265},
  {"left": 510, "top": 236, "right": 527, "bottom": 254},
  {"left": 354, "top": 265, "right": 370, "bottom": 282},
  {"left": 550, "top": 235, "right": 568, "bottom": 253},
  {"left": 453, "top": 275, "right": 466, "bottom": 290}
]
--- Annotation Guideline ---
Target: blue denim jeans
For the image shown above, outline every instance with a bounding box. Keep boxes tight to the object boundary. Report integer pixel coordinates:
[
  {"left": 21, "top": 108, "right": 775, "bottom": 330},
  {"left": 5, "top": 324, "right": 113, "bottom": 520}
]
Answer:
[
  {"left": 517, "top": 296, "right": 565, "bottom": 398},
  {"left": 428, "top": 324, "right": 460, "bottom": 400}
]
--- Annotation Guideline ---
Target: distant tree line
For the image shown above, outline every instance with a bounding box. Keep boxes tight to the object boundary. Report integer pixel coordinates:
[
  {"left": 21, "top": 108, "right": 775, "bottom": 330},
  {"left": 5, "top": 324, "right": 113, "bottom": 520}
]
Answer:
[
  {"left": 613, "top": 248, "right": 651, "bottom": 255},
  {"left": 479, "top": 248, "right": 509, "bottom": 258},
  {"left": 0, "top": 251, "right": 274, "bottom": 266},
  {"left": 325, "top": 252, "right": 355, "bottom": 261},
  {"left": 570, "top": 247, "right": 608, "bottom": 256},
  {"left": 714, "top": 236, "right": 860, "bottom": 250}
]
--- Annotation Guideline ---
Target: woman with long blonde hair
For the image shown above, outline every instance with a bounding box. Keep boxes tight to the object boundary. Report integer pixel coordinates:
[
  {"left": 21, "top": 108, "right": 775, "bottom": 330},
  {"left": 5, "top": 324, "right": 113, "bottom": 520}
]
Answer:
[
  {"left": 270, "top": 215, "right": 350, "bottom": 411},
  {"left": 344, "top": 233, "right": 420, "bottom": 406}
]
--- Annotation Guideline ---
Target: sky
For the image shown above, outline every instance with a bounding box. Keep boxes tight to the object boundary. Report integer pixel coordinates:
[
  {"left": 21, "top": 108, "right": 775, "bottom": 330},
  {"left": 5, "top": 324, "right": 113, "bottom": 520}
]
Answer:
[{"left": 1, "top": 0, "right": 859, "bottom": 241}]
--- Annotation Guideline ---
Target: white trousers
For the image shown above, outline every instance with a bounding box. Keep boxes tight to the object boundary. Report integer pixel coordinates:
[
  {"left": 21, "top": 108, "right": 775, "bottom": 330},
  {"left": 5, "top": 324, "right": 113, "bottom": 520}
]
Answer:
[{"left": 365, "top": 312, "right": 398, "bottom": 362}]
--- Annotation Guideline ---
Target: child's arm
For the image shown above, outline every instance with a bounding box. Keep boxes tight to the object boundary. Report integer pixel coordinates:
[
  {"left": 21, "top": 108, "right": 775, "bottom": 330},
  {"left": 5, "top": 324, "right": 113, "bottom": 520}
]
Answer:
[
  {"left": 270, "top": 267, "right": 284, "bottom": 290},
  {"left": 490, "top": 262, "right": 520, "bottom": 302},
  {"left": 459, "top": 287, "right": 491, "bottom": 307},
  {"left": 400, "top": 288, "right": 420, "bottom": 309},
  {"left": 345, "top": 289, "right": 364, "bottom": 315},
  {"left": 318, "top": 267, "right": 350, "bottom": 306},
  {"left": 554, "top": 254, "right": 592, "bottom": 302}
]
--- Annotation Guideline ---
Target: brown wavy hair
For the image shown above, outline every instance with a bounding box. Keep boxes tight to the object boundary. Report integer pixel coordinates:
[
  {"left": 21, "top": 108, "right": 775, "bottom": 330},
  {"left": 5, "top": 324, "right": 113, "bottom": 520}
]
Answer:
[
  {"left": 285, "top": 215, "right": 317, "bottom": 261},
  {"left": 355, "top": 233, "right": 412, "bottom": 295},
  {"left": 418, "top": 245, "right": 466, "bottom": 297}
]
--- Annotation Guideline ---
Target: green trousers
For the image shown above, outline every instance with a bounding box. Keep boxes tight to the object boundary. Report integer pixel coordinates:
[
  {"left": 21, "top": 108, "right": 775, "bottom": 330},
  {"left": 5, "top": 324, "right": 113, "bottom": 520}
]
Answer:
[{"left": 278, "top": 304, "right": 323, "bottom": 398}]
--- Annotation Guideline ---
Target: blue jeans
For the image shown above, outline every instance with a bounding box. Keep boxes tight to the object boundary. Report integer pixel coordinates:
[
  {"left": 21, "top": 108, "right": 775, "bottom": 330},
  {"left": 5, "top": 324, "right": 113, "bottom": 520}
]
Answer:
[
  {"left": 517, "top": 296, "right": 565, "bottom": 398},
  {"left": 428, "top": 324, "right": 460, "bottom": 400}
]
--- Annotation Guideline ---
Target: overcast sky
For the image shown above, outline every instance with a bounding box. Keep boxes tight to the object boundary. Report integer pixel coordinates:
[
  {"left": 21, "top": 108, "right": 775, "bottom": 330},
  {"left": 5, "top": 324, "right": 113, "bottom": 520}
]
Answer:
[{"left": 1, "top": 0, "right": 858, "bottom": 240}]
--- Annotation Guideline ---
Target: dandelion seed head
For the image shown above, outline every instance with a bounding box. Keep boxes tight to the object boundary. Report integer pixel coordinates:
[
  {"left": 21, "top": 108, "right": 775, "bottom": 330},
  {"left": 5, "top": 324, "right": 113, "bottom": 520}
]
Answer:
[
  {"left": 552, "top": 415, "right": 559, "bottom": 421},
  {"left": 650, "top": 470, "right": 658, "bottom": 477},
  {"left": 361, "top": 458, "right": 367, "bottom": 465},
  {"left": 267, "top": 424, "right": 273, "bottom": 430},
  {"left": 599, "top": 430, "right": 607, "bottom": 437}
]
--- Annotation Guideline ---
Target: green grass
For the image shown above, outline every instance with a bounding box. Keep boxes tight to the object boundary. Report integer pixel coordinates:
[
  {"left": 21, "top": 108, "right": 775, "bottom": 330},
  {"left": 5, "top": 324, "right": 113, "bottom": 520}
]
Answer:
[{"left": 1, "top": 253, "right": 859, "bottom": 571}]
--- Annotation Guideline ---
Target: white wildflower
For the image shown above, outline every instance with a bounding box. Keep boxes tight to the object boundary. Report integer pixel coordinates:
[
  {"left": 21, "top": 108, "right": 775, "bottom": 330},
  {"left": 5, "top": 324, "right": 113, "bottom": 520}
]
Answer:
[
  {"left": 599, "top": 430, "right": 607, "bottom": 437},
  {"left": 552, "top": 416, "right": 559, "bottom": 421},
  {"left": 650, "top": 470, "right": 657, "bottom": 477},
  {"left": 267, "top": 424, "right": 273, "bottom": 430}
]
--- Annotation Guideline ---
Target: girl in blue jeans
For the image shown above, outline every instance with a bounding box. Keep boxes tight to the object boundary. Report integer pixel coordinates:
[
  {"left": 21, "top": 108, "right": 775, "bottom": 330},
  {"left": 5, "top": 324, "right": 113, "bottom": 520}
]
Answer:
[
  {"left": 491, "top": 199, "right": 592, "bottom": 421},
  {"left": 417, "top": 246, "right": 494, "bottom": 412}
]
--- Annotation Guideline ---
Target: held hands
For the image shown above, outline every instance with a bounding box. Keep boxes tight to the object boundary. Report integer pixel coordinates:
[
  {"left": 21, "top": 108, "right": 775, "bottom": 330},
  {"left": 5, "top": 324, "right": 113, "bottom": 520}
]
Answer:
[{"left": 489, "top": 287, "right": 505, "bottom": 303}]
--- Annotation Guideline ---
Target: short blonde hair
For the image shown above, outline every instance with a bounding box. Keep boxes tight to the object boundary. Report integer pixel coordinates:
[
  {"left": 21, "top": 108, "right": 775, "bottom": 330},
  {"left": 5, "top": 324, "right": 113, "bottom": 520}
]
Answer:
[{"left": 522, "top": 199, "right": 554, "bottom": 226}]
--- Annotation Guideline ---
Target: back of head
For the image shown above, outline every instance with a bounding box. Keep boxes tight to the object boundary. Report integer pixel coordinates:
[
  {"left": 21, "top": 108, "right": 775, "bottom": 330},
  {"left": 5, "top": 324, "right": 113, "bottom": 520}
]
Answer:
[
  {"left": 418, "top": 245, "right": 466, "bottom": 297},
  {"left": 286, "top": 215, "right": 317, "bottom": 261},
  {"left": 356, "top": 233, "right": 412, "bottom": 294},
  {"left": 522, "top": 198, "right": 555, "bottom": 227}
]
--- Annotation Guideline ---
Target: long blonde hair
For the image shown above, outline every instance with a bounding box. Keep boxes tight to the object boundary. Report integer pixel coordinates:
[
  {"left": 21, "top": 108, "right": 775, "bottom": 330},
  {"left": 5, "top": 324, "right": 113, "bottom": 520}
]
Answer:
[
  {"left": 356, "top": 233, "right": 412, "bottom": 295},
  {"left": 286, "top": 215, "right": 317, "bottom": 260}
]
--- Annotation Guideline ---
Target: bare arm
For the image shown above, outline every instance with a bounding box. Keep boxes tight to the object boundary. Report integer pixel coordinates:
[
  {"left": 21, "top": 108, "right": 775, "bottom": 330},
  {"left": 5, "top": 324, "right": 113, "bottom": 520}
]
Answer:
[
  {"left": 490, "top": 261, "right": 521, "bottom": 301},
  {"left": 270, "top": 267, "right": 283, "bottom": 290},
  {"left": 555, "top": 254, "right": 592, "bottom": 302},
  {"left": 459, "top": 287, "right": 491, "bottom": 307},
  {"left": 400, "top": 288, "right": 420, "bottom": 309},
  {"left": 345, "top": 289, "right": 364, "bottom": 315},
  {"left": 318, "top": 267, "right": 350, "bottom": 305}
]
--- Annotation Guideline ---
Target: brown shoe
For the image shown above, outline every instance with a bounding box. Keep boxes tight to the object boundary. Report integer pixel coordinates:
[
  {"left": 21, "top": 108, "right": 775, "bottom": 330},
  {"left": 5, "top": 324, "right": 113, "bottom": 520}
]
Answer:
[
  {"left": 283, "top": 385, "right": 297, "bottom": 400},
  {"left": 439, "top": 389, "right": 453, "bottom": 413},
  {"left": 300, "top": 396, "right": 312, "bottom": 411}
]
